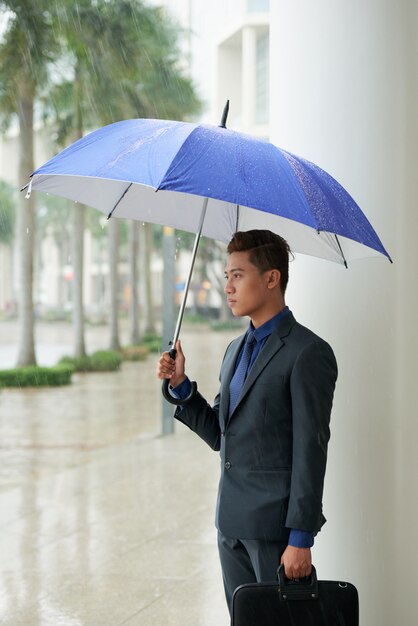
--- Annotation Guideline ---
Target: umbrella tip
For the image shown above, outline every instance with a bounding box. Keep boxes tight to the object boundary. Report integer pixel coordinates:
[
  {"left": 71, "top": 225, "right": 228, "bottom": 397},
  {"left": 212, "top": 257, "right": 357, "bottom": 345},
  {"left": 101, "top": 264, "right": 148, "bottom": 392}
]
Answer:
[{"left": 219, "top": 100, "right": 230, "bottom": 129}]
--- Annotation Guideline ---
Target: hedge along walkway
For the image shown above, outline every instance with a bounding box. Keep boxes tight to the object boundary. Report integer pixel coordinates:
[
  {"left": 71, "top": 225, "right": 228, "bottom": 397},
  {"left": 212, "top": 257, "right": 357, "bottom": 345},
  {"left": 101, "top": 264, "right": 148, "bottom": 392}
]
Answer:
[
  {"left": 0, "top": 348, "right": 142, "bottom": 388},
  {"left": 0, "top": 360, "right": 163, "bottom": 478},
  {"left": 0, "top": 364, "right": 74, "bottom": 388},
  {"left": 59, "top": 350, "right": 123, "bottom": 373}
]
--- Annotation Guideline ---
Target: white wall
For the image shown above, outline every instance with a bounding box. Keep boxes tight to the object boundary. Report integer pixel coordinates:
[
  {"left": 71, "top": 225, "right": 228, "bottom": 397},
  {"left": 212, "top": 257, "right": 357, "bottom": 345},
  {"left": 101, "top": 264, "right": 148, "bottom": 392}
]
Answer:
[
  {"left": 151, "top": 0, "right": 249, "bottom": 120},
  {"left": 270, "top": 2, "right": 417, "bottom": 625},
  {"left": 394, "top": 4, "right": 418, "bottom": 626}
]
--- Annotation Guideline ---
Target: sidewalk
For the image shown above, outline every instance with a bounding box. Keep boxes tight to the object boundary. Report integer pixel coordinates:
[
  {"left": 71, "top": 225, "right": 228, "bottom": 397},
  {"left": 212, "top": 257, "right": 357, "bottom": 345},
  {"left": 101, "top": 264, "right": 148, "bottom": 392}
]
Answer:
[{"left": 0, "top": 326, "right": 235, "bottom": 625}]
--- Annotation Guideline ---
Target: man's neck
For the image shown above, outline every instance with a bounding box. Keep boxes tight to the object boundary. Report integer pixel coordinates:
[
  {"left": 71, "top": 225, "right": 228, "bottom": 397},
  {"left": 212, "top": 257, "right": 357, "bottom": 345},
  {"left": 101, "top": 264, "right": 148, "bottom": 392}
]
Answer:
[{"left": 251, "top": 302, "right": 286, "bottom": 329}]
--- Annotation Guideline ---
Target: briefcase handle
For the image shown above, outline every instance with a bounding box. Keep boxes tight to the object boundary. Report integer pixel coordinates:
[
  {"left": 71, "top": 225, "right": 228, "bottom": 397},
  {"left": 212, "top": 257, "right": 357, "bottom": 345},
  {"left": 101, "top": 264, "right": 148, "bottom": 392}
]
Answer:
[{"left": 276, "top": 564, "right": 319, "bottom": 602}]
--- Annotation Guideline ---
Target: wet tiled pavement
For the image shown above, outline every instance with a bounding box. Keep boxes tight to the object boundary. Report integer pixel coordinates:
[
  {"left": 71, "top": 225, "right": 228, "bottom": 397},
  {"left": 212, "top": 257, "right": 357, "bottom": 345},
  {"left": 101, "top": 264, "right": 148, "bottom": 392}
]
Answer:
[{"left": 0, "top": 323, "right": 238, "bottom": 625}]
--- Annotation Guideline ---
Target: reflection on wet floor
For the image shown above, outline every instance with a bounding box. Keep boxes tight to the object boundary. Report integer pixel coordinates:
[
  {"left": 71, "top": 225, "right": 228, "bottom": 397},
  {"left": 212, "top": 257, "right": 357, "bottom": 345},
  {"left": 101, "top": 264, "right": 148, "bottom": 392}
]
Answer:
[
  {"left": 0, "top": 325, "right": 239, "bottom": 625},
  {"left": 0, "top": 363, "right": 160, "bottom": 488}
]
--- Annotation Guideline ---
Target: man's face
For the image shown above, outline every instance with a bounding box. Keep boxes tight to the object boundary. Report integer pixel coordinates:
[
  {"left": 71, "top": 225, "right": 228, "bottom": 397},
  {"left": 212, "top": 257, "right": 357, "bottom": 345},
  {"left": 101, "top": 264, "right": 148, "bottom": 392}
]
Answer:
[{"left": 224, "top": 251, "right": 273, "bottom": 321}]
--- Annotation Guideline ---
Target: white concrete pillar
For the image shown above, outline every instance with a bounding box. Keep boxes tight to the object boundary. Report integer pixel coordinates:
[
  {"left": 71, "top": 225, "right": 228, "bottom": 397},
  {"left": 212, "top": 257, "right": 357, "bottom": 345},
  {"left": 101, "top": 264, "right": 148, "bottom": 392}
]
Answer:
[
  {"left": 393, "top": 4, "right": 418, "bottom": 626},
  {"left": 270, "top": 2, "right": 417, "bottom": 625},
  {"left": 241, "top": 25, "right": 257, "bottom": 130}
]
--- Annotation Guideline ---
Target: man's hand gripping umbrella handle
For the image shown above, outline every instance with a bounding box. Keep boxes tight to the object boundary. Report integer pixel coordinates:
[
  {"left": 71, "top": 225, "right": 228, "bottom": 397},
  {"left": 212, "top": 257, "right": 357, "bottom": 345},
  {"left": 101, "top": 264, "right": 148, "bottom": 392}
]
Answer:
[{"left": 161, "top": 347, "right": 197, "bottom": 405}]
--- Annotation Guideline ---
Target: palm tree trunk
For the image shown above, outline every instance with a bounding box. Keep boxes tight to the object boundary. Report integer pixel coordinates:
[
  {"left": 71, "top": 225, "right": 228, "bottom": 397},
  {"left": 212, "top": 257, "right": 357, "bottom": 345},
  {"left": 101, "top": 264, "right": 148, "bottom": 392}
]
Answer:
[
  {"left": 108, "top": 218, "right": 120, "bottom": 351},
  {"left": 72, "top": 64, "right": 86, "bottom": 358},
  {"left": 139, "top": 223, "right": 156, "bottom": 335},
  {"left": 16, "top": 88, "right": 36, "bottom": 366},
  {"left": 72, "top": 203, "right": 86, "bottom": 357},
  {"left": 128, "top": 220, "right": 140, "bottom": 345}
]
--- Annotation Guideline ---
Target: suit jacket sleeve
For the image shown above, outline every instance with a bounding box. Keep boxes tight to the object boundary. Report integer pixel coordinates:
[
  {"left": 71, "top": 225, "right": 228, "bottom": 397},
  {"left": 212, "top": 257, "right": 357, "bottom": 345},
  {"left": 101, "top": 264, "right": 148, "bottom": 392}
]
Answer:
[
  {"left": 286, "top": 338, "right": 338, "bottom": 533},
  {"left": 174, "top": 390, "right": 222, "bottom": 451},
  {"left": 172, "top": 341, "right": 237, "bottom": 451}
]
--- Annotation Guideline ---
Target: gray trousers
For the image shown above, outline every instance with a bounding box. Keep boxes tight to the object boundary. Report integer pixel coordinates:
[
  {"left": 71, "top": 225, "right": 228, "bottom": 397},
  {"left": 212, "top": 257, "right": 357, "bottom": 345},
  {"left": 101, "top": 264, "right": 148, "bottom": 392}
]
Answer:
[{"left": 217, "top": 531, "right": 287, "bottom": 615}]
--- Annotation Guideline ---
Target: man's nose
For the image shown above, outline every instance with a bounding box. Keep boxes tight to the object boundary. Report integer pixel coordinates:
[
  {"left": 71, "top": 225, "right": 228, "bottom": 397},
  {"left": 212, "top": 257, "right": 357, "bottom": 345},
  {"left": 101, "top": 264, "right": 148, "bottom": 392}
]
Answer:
[{"left": 224, "top": 278, "right": 233, "bottom": 294}]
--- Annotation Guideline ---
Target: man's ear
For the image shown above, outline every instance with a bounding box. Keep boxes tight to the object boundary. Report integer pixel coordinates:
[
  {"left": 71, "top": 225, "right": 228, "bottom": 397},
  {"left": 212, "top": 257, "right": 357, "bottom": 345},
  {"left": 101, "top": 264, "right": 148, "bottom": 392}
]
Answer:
[{"left": 266, "top": 269, "right": 281, "bottom": 289}]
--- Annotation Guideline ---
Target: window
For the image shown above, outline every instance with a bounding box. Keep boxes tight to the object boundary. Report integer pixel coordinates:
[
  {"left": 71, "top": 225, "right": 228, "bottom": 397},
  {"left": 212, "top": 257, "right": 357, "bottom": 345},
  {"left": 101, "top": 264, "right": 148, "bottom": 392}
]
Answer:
[
  {"left": 255, "top": 29, "right": 269, "bottom": 125},
  {"left": 247, "top": 0, "right": 269, "bottom": 12}
]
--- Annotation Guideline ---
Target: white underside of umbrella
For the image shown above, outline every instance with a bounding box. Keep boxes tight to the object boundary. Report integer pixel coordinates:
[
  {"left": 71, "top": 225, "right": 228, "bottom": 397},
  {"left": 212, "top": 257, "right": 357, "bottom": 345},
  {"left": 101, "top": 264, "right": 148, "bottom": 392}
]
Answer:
[{"left": 31, "top": 173, "right": 384, "bottom": 265}]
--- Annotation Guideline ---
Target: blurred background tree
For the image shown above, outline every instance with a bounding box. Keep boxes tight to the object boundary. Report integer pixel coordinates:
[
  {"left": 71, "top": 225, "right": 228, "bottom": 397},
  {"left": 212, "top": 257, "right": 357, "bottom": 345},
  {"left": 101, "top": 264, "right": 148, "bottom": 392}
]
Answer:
[
  {"left": 0, "top": 0, "right": 201, "bottom": 364},
  {"left": 0, "top": 180, "right": 15, "bottom": 244},
  {"left": 0, "top": 0, "right": 57, "bottom": 365}
]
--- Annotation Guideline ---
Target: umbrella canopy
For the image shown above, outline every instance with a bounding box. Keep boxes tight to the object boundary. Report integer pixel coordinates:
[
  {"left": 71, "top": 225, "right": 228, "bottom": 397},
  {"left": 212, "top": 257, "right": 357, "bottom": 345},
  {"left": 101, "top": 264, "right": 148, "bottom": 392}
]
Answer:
[
  {"left": 25, "top": 114, "right": 392, "bottom": 404},
  {"left": 27, "top": 117, "right": 391, "bottom": 266}
]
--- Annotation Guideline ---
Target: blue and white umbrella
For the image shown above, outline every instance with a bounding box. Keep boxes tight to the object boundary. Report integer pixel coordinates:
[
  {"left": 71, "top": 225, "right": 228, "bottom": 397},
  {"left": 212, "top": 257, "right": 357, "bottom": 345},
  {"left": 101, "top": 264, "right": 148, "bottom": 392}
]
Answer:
[
  {"left": 27, "top": 116, "right": 391, "bottom": 266},
  {"left": 25, "top": 109, "right": 391, "bottom": 400}
]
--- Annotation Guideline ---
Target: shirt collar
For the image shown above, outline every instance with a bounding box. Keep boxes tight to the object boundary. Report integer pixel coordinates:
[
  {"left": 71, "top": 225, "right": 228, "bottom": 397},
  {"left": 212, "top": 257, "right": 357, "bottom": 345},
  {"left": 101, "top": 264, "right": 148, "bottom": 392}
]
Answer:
[{"left": 249, "top": 306, "right": 290, "bottom": 342}]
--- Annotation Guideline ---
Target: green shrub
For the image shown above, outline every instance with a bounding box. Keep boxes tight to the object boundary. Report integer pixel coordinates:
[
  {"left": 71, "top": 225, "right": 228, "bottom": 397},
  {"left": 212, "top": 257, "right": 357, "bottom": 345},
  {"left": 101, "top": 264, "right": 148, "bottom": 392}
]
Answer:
[
  {"left": 59, "top": 350, "right": 122, "bottom": 372},
  {"left": 0, "top": 364, "right": 74, "bottom": 388},
  {"left": 142, "top": 333, "right": 162, "bottom": 353},
  {"left": 90, "top": 350, "right": 122, "bottom": 371},
  {"left": 121, "top": 345, "right": 149, "bottom": 361},
  {"left": 59, "top": 355, "right": 92, "bottom": 372},
  {"left": 143, "top": 339, "right": 162, "bottom": 353}
]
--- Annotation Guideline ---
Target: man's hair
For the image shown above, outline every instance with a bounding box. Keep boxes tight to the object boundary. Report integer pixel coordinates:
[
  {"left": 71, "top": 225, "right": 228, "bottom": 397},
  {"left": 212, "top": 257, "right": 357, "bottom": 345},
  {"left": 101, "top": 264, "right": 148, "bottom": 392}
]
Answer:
[{"left": 227, "top": 230, "right": 292, "bottom": 293}]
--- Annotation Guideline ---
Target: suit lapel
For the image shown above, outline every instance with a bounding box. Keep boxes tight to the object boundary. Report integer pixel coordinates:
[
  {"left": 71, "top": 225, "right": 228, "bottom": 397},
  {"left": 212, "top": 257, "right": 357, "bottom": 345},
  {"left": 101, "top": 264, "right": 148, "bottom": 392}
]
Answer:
[
  {"left": 228, "top": 312, "right": 296, "bottom": 421},
  {"left": 219, "top": 333, "right": 246, "bottom": 430}
]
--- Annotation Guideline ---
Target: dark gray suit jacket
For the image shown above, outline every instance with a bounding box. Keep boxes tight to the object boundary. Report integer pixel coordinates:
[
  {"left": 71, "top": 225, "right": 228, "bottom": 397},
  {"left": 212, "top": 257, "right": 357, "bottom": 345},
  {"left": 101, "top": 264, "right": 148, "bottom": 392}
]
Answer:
[{"left": 174, "top": 312, "right": 338, "bottom": 542}]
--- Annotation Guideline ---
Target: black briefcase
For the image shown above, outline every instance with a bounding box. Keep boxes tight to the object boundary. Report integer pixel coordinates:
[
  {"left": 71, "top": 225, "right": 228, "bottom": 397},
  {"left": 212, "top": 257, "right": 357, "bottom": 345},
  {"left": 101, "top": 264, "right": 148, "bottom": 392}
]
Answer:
[{"left": 231, "top": 565, "right": 359, "bottom": 626}]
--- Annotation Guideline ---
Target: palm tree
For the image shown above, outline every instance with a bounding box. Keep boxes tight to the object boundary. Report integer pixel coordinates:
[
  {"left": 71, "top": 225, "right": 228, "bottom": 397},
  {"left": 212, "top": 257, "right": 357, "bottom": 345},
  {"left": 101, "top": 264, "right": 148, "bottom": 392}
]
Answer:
[
  {"left": 0, "top": 180, "right": 15, "bottom": 312},
  {"left": 140, "top": 223, "right": 157, "bottom": 336},
  {"left": 0, "top": 180, "right": 15, "bottom": 244},
  {"left": 0, "top": 2, "right": 56, "bottom": 366},
  {"left": 36, "top": 195, "right": 72, "bottom": 311},
  {"left": 46, "top": 0, "right": 200, "bottom": 351},
  {"left": 44, "top": 1, "right": 104, "bottom": 358},
  {"left": 92, "top": 1, "right": 200, "bottom": 349},
  {"left": 108, "top": 218, "right": 120, "bottom": 351},
  {"left": 128, "top": 220, "right": 140, "bottom": 345}
]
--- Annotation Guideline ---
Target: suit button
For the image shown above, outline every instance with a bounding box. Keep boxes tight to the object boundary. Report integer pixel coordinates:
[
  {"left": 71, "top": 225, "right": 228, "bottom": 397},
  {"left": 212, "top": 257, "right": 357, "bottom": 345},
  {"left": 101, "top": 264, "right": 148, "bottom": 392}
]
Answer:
[{"left": 225, "top": 461, "right": 231, "bottom": 469}]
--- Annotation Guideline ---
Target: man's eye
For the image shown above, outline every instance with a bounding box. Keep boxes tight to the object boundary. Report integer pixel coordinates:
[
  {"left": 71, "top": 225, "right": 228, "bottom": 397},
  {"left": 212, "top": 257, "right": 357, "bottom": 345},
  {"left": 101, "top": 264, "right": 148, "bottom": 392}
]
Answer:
[{"left": 224, "top": 273, "right": 242, "bottom": 280}]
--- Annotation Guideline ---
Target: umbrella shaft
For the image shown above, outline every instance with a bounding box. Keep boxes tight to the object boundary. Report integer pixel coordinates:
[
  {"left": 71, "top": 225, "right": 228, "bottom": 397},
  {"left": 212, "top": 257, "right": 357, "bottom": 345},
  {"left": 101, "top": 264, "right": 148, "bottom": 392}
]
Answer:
[{"left": 171, "top": 197, "right": 209, "bottom": 347}]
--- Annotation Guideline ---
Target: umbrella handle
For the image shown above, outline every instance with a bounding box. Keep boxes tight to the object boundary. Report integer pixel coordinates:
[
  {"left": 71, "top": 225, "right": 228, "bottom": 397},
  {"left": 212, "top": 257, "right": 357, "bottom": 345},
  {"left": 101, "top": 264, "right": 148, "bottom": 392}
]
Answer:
[{"left": 161, "top": 348, "right": 198, "bottom": 405}]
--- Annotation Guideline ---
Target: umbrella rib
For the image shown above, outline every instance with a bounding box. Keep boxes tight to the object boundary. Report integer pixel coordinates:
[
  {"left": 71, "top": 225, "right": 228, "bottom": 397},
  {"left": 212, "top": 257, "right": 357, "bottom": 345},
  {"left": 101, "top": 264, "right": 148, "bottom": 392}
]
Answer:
[
  {"left": 107, "top": 183, "right": 133, "bottom": 219},
  {"left": 171, "top": 196, "right": 209, "bottom": 346},
  {"left": 235, "top": 205, "right": 240, "bottom": 232},
  {"left": 335, "top": 234, "right": 348, "bottom": 268}
]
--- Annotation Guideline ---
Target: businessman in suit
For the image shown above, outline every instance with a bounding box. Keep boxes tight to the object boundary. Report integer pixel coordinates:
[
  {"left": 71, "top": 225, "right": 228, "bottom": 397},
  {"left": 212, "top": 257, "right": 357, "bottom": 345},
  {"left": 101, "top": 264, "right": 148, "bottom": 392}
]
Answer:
[{"left": 157, "top": 230, "right": 338, "bottom": 614}]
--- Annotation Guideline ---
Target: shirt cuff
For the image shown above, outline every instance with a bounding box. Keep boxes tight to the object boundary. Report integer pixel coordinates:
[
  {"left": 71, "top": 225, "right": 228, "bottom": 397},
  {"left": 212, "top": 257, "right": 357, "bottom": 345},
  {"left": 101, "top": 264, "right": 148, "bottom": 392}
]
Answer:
[
  {"left": 288, "top": 529, "right": 314, "bottom": 548},
  {"left": 170, "top": 377, "right": 191, "bottom": 399}
]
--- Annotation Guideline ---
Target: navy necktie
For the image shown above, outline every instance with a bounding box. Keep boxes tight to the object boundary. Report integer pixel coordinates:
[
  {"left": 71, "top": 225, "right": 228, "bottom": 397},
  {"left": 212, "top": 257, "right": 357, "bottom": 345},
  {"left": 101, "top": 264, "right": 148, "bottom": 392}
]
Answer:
[{"left": 229, "top": 331, "right": 256, "bottom": 416}]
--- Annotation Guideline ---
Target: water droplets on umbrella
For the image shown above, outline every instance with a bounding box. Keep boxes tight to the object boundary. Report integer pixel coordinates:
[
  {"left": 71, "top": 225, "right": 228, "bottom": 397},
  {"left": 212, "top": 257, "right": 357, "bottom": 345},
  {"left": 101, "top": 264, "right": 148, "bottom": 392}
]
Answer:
[{"left": 26, "top": 113, "right": 392, "bottom": 404}]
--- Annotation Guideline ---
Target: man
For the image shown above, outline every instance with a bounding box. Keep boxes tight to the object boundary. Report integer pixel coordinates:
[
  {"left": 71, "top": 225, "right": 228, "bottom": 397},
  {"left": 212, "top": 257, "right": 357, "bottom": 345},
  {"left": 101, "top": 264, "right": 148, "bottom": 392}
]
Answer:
[{"left": 157, "top": 229, "right": 338, "bottom": 615}]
